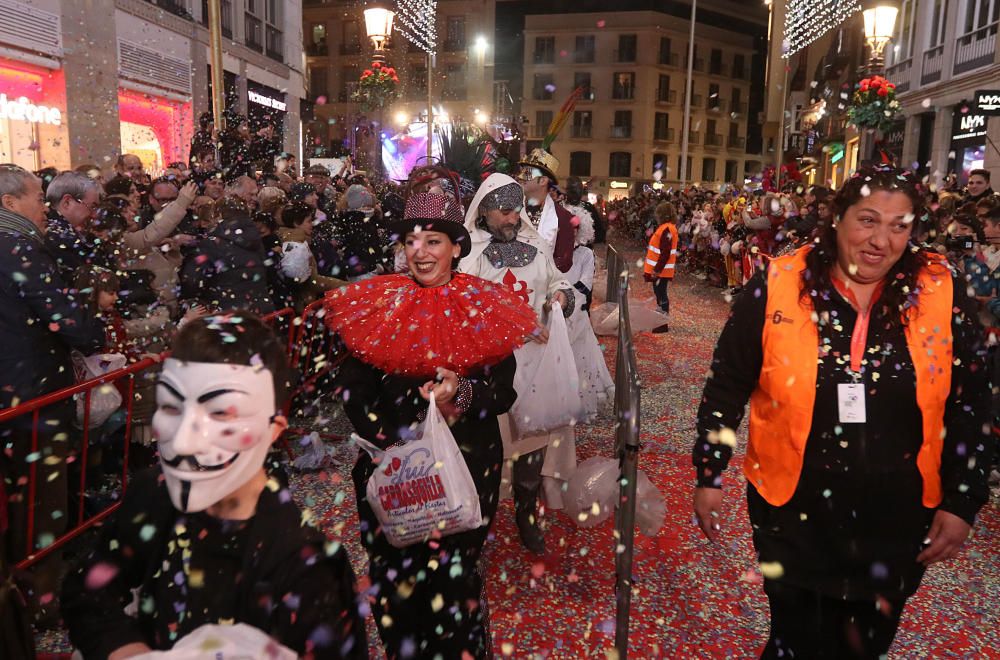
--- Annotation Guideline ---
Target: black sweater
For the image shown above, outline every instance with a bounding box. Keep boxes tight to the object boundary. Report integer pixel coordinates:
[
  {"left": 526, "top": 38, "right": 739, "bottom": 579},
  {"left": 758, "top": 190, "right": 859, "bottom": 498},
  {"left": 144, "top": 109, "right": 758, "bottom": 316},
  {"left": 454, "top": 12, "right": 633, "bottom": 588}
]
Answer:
[{"left": 61, "top": 469, "right": 367, "bottom": 659}]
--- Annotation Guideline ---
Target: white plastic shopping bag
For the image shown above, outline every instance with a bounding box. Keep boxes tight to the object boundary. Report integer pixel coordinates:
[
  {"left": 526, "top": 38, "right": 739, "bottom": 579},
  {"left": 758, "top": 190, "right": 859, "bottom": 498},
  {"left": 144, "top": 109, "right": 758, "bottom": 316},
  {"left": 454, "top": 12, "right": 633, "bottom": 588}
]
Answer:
[
  {"left": 510, "top": 301, "right": 584, "bottom": 435},
  {"left": 136, "top": 623, "right": 297, "bottom": 659},
  {"left": 354, "top": 391, "right": 482, "bottom": 548},
  {"left": 72, "top": 352, "right": 127, "bottom": 428}
]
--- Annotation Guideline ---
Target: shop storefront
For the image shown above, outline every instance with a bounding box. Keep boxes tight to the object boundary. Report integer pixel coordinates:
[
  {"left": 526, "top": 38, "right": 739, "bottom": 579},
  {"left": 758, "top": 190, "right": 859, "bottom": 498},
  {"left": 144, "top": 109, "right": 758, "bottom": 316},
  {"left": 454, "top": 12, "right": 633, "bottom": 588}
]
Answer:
[
  {"left": 0, "top": 58, "right": 69, "bottom": 171},
  {"left": 246, "top": 80, "right": 287, "bottom": 141},
  {"left": 880, "top": 119, "right": 906, "bottom": 167},
  {"left": 117, "top": 88, "right": 193, "bottom": 173},
  {"left": 950, "top": 105, "right": 988, "bottom": 184}
]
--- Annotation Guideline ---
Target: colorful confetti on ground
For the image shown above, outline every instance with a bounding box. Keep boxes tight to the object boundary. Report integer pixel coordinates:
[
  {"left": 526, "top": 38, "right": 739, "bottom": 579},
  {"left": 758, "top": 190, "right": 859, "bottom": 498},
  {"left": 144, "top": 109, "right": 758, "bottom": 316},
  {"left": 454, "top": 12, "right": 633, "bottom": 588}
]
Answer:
[{"left": 34, "top": 247, "right": 1000, "bottom": 658}]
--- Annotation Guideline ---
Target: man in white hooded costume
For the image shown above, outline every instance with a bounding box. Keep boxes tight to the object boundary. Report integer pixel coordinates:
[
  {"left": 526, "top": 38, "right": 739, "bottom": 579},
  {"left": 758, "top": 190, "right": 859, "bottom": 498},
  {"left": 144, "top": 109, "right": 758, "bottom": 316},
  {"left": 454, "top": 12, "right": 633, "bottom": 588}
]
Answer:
[{"left": 460, "top": 173, "right": 577, "bottom": 555}]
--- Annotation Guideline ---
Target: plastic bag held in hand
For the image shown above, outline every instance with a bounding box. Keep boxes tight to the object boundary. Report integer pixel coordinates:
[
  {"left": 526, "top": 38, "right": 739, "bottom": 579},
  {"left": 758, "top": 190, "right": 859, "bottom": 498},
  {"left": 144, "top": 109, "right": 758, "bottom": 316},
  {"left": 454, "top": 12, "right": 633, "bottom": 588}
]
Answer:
[
  {"left": 635, "top": 469, "right": 666, "bottom": 536},
  {"left": 510, "top": 301, "right": 584, "bottom": 435},
  {"left": 354, "top": 391, "right": 483, "bottom": 548},
  {"left": 563, "top": 456, "right": 620, "bottom": 527},
  {"left": 73, "top": 352, "right": 127, "bottom": 428}
]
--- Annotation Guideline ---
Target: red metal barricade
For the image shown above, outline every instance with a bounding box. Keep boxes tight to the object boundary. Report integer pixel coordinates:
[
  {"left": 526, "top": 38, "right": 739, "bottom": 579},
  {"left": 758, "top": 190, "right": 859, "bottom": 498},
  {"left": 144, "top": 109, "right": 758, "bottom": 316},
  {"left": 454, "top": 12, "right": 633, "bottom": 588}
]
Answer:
[{"left": 1, "top": 308, "right": 301, "bottom": 570}]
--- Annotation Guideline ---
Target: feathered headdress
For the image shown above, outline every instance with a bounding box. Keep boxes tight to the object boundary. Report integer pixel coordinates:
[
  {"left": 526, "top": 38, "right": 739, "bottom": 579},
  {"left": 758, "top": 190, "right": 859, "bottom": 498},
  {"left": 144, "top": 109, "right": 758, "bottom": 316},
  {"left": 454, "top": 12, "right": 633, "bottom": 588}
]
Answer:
[{"left": 541, "top": 86, "right": 584, "bottom": 151}]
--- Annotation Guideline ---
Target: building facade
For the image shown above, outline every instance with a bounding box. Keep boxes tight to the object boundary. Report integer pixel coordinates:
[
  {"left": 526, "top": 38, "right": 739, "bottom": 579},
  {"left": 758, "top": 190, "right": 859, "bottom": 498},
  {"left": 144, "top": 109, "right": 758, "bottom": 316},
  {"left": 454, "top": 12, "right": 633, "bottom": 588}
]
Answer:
[
  {"left": 520, "top": 9, "right": 760, "bottom": 199},
  {"left": 302, "top": 0, "right": 496, "bottom": 169},
  {"left": 885, "top": 0, "right": 1000, "bottom": 186},
  {"left": 0, "top": 0, "right": 304, "bottom": 174}
]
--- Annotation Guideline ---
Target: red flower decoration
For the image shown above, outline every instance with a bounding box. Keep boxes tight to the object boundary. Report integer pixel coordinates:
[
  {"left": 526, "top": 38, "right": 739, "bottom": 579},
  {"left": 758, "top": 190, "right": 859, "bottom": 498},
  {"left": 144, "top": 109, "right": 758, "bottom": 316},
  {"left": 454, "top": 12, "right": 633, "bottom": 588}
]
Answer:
[
  {"left": 877, "top": 88, "right": 888, "bottom": 96},
  {"left": 373, "top": 61, "right": 382, "bottom": 69}
]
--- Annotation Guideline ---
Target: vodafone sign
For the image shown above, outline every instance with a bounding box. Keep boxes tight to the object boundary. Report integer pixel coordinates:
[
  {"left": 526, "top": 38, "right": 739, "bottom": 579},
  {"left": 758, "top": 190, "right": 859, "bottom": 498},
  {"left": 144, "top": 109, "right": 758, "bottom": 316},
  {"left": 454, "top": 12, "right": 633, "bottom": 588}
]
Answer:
[{"left": 0, "top": 92, "right": 62, "bottom": 126}]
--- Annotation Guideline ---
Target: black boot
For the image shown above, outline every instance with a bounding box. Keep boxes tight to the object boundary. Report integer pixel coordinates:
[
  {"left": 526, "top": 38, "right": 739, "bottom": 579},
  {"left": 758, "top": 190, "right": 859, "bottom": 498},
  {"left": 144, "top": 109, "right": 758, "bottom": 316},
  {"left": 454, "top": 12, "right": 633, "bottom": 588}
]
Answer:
[{"left": 512, "top": 451, "right": 546, "bottom": 555}]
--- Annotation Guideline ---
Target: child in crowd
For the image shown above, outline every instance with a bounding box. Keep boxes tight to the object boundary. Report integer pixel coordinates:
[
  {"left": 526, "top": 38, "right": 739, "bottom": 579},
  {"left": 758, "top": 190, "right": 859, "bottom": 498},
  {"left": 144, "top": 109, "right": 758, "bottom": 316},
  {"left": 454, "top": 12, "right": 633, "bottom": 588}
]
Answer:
[{"left": 61, "top": 313, "right": 367, "bottom": 658}]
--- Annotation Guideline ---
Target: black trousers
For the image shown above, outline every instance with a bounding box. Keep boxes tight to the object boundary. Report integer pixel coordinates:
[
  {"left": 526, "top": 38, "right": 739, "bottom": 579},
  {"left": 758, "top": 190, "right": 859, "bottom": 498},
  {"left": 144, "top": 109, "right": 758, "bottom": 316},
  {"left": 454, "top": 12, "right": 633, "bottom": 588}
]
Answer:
[
  {"left": 762, "top": 579, "right": 908, "bottom": 660},
  {"left": 652, "top": 277, "right": 670, "bottom": 315}
]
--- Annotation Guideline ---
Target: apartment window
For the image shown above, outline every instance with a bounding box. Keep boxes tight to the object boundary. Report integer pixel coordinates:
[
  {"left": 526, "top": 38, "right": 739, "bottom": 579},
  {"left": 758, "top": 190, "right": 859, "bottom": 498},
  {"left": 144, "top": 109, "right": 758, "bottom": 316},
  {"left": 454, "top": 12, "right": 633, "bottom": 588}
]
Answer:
[
  {"left": 889, "top": 0, "right": 917, "bottom": 63},
  {"left": 264, "top": 0, "right": 283, "bottom": 61},
  {"left": 339, "top": 67, "right": 358, "bottom": 102},
  {"left": 446, "top": 16, "right": 466, "bottom": 50},
  {"left": 732, "top": 87, "right": 743, "bottom": 113},
  {"left": 575, "top": 35, "right": 595, "bottom": 63},
  {"left": 677, "top": 155, "right": 693, "bottom": 178},
  {"left": 963, "top": 0, "right": 1000, "bottom": 33},
  {"left": 728, "top": 121, "right": 739, "bottom": 141},
  {"left": 654, "top": 112, "right": 670, "bottom": 140},
  {"left": 407, "top": 66, "right": 427, "bottom": 99},
  {"left": 309, "top": 65, "right": 328, "bottom": 99},
  {"left": 732, "top": 53, "right": 746, "bottom": 78},
  {"left": 612, "top": 72, "right": 635, "bottom": 100},
  {"left": 574, "top": 72, "right": 593, "bottom": 99},
  {"left": 652, "top": 152, "right": 668, "bottom": 175},
  {"left": 609, "top": 152, "right": 631, "bottom": 177},
  {"left": 534, "top": 36, "right": 556, "bottom": 64},
  {"left": 442, "top": 63, "right": 466, "bottom": 100},
  {"left": 708, "top": 83, "right": 720, "bottom": 109},
  {"left": 308, "top": 24, "right": 327, "bottom": 55},
  {"left": 245, "top": 1, "right": 263, "bottom": 52},
  {"left": 709, "top": 48, "right": 723, "bottom": 75},
  {"left": 725, "top": 159, "right": 739, "bottom": 183},
  {"left": 572, "top": 110, "right": 592, "bottom": 138},
  {"left": 570, "top": 151, "right": 591, "bottom": 176},
  {"left": 535, "top": 110, "right": 553, "bottom": 137},
  {"left": 533, "top": 73, "right": 555, "bottom": 100},
  {"left": 612, "top": 110, "right": 632, "bottom": 138},
  {"left": 657, "top": 74, "right": 672, "bottom": 102},
  {"left": 702, "top": 157, "right": 717, "bottom": 181},
  {"left": 617, "top": 34, "right": 637, "bottom": 62},
  {"left": 930, "top": 0, "right": 948, "bottom": 46},
  {"left": 658, "top": 37, "right": 673, "bottom": 65}
]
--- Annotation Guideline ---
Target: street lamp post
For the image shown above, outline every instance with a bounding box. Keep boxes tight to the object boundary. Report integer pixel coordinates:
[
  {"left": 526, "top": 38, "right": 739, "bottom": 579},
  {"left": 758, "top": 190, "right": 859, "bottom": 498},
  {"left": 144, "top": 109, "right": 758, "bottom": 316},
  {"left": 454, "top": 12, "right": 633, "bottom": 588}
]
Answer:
[
  {"left": 858, "top": 0, "right": 900, "bottom": 164},
  {"left": 363, "top": 3, "right": 395, "bottom": 181}
]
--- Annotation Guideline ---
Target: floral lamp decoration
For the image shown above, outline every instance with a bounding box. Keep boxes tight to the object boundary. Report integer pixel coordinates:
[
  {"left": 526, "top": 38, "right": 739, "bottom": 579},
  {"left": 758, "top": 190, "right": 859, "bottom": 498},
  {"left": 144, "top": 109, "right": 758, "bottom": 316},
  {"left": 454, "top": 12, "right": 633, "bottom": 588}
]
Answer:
[
  {"left": 846, "top": 75, "right": 900, "bottom": 133},
  {"left": 352, "top": 61, "right": 400, "bottom": 111}
]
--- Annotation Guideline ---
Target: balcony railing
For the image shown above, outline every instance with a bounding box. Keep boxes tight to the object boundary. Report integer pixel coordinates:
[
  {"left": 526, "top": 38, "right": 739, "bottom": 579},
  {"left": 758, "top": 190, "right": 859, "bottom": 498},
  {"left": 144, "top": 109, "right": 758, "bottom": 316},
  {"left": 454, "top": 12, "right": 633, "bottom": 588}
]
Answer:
[
  {"left": 731, "top": 101, "right": 748, "bottom": 114},
  {"left": 705, "top": 133, "right": 724, "bottom": 147},
  {"left": 306, "top": 41, "right": 328, "bottom": 56},
  {"left": 615, "top": 49, "right": 637, "bottom": 63},
  {"left": 684, "top": 57, "right": 705, "bottom": 71},
  {"left": 731, "top": 65, "right": 749, "bottom": 79},
  {"left": 656, "top": 89, "right": 677, "bottom": 104},
  {"left": 579, "top": 87, "right": 596, "bottom": 101},
  {"left": 610, "top": 124, "right": 633, "bottom": 139},
  {"left": 708, "top": 98, "right": 726, "bottom": 112},
  {"left": 954, "top": 22, "right": 998, "bottom": 75},
  {"left": 612, "top": 88, "right": 635, "bottom": 101},
  {"left": 339, "top": 82, "right": 358, "bottom": 103},
  {"left": 921, "top": 45, "right": 944, "bottom": 85},
  {"left": 444, "top": 39, "right": 466, "bottom": 52},
  {"left": 245, "top": 14, "right": 263, "bottom": 51},
  {"left": 659, "top": 52, "right": 679, "bottom": 66},
  {"left": 529, "top": 125, "right": 548, "bottom": 138},
  {"left": 533, "top": 52, "right": 555, "bottom": 64},
  {"left": 885, "top": 57, "right": 913, "bottom": 93},
  {"left": 571, "top": 124, "right": 592, "bottom": 138},
  {"left": 683, "top": 93, "right": 702, "bottom": 107},
  {"left": 654, "top": 127, "right": 675, "bottom": 143},
  {"left": 687, "top": 130, "right": 700, "bottom": 145},
  {"left": 728, "top": 135, "right": 746, "bottom": 149},
  {"left": 533, "top": 88, "right": 554, "bottom": 101},
  {"left": 574, "top": 51, "right": 595, "bottom": 64},
  {"left": 266, "top": 26, "right": 283, "bottom": 62},
  {"left": 146, "top": 0, "right": 192, "bottom": 19},
  {"left": 709, "top": 62, "right": 723, "bottom": 75},
  {"left": 339, "top": 42, "right": 362, "bottom": 55}
]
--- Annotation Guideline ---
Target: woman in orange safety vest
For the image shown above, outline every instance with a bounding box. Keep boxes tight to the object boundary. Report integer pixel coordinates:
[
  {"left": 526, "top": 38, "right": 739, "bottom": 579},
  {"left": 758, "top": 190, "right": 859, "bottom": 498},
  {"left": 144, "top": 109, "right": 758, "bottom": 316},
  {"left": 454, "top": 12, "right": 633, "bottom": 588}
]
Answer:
[
  {"left": 692, "top": 167, "right": 991, "bottom": 659},
  {"left": 643, "top": 201, "right": 678, "bottom": 334}
]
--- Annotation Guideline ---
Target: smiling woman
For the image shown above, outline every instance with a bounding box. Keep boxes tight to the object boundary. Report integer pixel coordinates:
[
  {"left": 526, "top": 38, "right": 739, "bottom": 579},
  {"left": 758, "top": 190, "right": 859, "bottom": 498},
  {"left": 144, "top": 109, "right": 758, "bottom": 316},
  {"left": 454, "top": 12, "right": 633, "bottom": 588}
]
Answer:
[{"left": 692, "top": 166, "right": 993, "bottom": 658}]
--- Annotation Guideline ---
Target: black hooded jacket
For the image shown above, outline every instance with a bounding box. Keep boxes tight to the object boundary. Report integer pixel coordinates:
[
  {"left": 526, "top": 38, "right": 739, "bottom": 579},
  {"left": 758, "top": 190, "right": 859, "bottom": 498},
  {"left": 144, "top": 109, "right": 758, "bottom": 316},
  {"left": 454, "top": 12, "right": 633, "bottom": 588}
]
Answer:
[{"left": 179, "top": 212, "right": 276, "bottom": 314}]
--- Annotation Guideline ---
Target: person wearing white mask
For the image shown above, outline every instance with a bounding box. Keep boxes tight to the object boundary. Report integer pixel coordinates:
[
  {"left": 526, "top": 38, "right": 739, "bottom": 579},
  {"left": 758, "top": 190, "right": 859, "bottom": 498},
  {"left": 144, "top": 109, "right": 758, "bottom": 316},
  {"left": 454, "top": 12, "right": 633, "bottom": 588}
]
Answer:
[{"left": 61, "top": 313, "right": 367, "bottom": 659}]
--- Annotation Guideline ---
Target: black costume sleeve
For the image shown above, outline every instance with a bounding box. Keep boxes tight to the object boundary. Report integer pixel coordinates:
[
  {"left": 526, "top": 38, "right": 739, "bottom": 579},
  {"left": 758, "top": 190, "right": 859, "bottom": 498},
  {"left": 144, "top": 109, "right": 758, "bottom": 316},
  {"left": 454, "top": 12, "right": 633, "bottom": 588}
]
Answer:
[
  {"left": 335, "top": 355, "right": 400, "bottom": 447},
  {"left": 179, "top": 243, "right": 211, "bottom": 304},
  {"left": 939, "top": 275, "right": 993, "bottom": 525},
  {"left": 463, "top": 355, "right": 518, "bottom": 417},
  {"left": 61, "top": 471, "right": 163, "bottom": 657},
  {"left": 692, "top": 273, "right": 767, "bottom": 488}
]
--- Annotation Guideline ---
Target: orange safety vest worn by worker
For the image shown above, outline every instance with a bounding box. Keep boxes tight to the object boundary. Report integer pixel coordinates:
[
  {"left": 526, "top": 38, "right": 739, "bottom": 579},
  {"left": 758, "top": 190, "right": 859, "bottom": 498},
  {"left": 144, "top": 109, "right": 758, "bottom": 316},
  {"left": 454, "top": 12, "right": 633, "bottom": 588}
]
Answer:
[
  {"left": 746, "top": 246, "right": 953, "bottom": 508},
  {"left": 644, "top": 222, "right": 678, "bottom": 279}
]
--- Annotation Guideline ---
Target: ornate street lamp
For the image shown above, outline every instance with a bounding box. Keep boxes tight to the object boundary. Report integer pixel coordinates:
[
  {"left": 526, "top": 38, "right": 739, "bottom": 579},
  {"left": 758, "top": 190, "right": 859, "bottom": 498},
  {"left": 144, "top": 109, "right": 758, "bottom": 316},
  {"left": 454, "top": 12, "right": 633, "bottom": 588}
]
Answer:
[
  {"left": 861, "top": 0, "right": 900, "bottom": 74},
  {"left": 363, "top": 3, "right": 395, "bottom": 63}
]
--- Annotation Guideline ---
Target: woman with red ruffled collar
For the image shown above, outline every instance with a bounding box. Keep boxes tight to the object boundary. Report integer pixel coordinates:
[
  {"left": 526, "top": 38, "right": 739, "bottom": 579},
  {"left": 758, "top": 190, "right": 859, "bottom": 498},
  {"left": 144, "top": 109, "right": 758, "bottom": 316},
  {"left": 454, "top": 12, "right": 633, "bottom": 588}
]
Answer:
[{"left": 324, "top": 189, "right": 537, "bottom": 659}]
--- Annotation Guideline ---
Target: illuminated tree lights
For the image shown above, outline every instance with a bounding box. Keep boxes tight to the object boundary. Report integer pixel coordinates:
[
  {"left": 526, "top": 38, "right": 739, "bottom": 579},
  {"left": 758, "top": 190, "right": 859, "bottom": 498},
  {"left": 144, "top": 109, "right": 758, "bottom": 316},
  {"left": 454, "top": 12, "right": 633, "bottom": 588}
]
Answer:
[
  {"left": 395, "top": 0, "right": 437, "bottom": 54},
  {"left": 783, "top": 0, "right": 861, "bottom": 58}
]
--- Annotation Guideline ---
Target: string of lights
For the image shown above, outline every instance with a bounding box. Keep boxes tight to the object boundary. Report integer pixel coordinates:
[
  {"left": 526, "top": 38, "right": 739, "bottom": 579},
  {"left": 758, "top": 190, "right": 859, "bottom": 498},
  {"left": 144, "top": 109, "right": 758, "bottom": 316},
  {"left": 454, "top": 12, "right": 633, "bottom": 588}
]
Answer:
[
  {"left": 394, "top": 0, "right": 438, "bottom": 54},
  {"left": 783, "top": 0, "right": 861, "bottom": 58}
]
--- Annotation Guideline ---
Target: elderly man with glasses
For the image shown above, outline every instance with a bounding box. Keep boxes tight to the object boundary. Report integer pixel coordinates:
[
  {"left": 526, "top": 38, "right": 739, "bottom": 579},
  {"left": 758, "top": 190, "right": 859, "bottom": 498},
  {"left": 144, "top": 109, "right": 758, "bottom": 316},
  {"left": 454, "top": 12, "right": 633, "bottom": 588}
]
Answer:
[{"left": 44, "top": 170, "right": 103, "bottom": 282}]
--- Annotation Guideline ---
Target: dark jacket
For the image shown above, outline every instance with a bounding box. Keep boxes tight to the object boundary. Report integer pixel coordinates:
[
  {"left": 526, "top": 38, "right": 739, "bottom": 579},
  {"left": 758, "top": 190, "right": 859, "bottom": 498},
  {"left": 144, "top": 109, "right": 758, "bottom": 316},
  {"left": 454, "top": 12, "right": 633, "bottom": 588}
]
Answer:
[
  {"left": 61, "top": 468, "right": 368, "bottom": 659},
  {"left": 218, "top": 131, "right": 254, "bottom": 179},
  {"left": 44, "top": 211, "right": 97, "bottom": 283},
  {"left": 329, "top": 210, "right": 388, "bottom": 278},
  {"left": 693, "top": 269, "right": 991, "bottom": 598},
  {"left": 964, "top": 187, "right": 996, "bottom": 204},
  {"left": 0, "top": 210, "right": 105, "bottom": 427},
  {"left": 179, "top": 213, "right": 277, "bottom": 314}
]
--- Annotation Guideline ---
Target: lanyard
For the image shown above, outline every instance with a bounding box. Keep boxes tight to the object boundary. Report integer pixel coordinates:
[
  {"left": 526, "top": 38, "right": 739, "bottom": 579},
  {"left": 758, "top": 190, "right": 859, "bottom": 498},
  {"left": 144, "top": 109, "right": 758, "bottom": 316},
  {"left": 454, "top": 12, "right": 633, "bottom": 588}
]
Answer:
[{"left": 831, "top": 276, "right": 884, "bottom": 376}]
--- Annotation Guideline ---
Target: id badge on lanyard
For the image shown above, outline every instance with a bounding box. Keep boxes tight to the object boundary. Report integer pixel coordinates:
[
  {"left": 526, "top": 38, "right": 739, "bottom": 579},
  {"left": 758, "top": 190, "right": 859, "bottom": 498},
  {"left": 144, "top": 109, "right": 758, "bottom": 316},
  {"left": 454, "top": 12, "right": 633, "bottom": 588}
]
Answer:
[{"left": 837, "top": 375, "right": 866, "bottom": 424}]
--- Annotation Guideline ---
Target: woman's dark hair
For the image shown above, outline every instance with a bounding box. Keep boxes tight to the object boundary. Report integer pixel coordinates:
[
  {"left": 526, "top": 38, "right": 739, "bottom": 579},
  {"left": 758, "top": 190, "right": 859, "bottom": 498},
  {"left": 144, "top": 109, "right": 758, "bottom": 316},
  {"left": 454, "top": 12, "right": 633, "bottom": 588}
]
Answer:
[
  {"left": 73, "top": 265, "right": 120, "bottom": 316},
  {"left": 253, "top": 211, "right": 278, "bottom": 235},
  {"left": 91, "top": 204, "right": 128, "bottom": 237},
  {"left": 952, "top": 211, "right": 985, "bottom": 242},
  {"left": 802, "top": 166, "right": 930, "bottom": 334},
  {"left": 171, "top": 312, "right": 291, "bottom": 408},
  {"left": 104, "top": 175, "right": 136, "bottom": 197},
  {"left": 281, "top": 202, "right": 314, "bottom": 228}
]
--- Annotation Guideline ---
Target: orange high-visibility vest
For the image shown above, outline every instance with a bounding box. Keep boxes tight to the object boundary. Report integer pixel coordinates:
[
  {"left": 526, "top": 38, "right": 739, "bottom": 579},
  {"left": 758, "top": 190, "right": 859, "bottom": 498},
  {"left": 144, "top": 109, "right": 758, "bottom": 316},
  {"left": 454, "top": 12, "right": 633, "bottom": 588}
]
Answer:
[
  {"left": 644, "top": 222, "right": 678, "bottom": 279},
  {"left": 746, "top": 247, "right": 953, "bottom": 507}
]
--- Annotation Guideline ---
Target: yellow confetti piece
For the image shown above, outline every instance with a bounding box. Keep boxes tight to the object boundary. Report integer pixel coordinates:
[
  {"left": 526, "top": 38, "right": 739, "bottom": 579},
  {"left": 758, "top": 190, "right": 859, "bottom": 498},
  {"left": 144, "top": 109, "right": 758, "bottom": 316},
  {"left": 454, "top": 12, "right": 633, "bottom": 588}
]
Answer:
[
  {"left": 759, "top": 561, "right": 785, "bottom": 579},
  {"left": 430, "top": 593, "right": 444, "bottom": 611}
]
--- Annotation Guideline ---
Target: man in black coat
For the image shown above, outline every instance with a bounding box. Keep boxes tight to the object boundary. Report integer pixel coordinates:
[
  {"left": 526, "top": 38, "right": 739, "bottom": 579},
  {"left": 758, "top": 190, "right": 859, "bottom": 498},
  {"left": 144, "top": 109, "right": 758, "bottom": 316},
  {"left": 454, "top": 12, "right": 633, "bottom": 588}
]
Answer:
[
  {"left": 43, "top": 171, "right": 102, "bottom": 282},
  {"left": 0, "top": 164, "right": 106, "bottom": 563}
]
